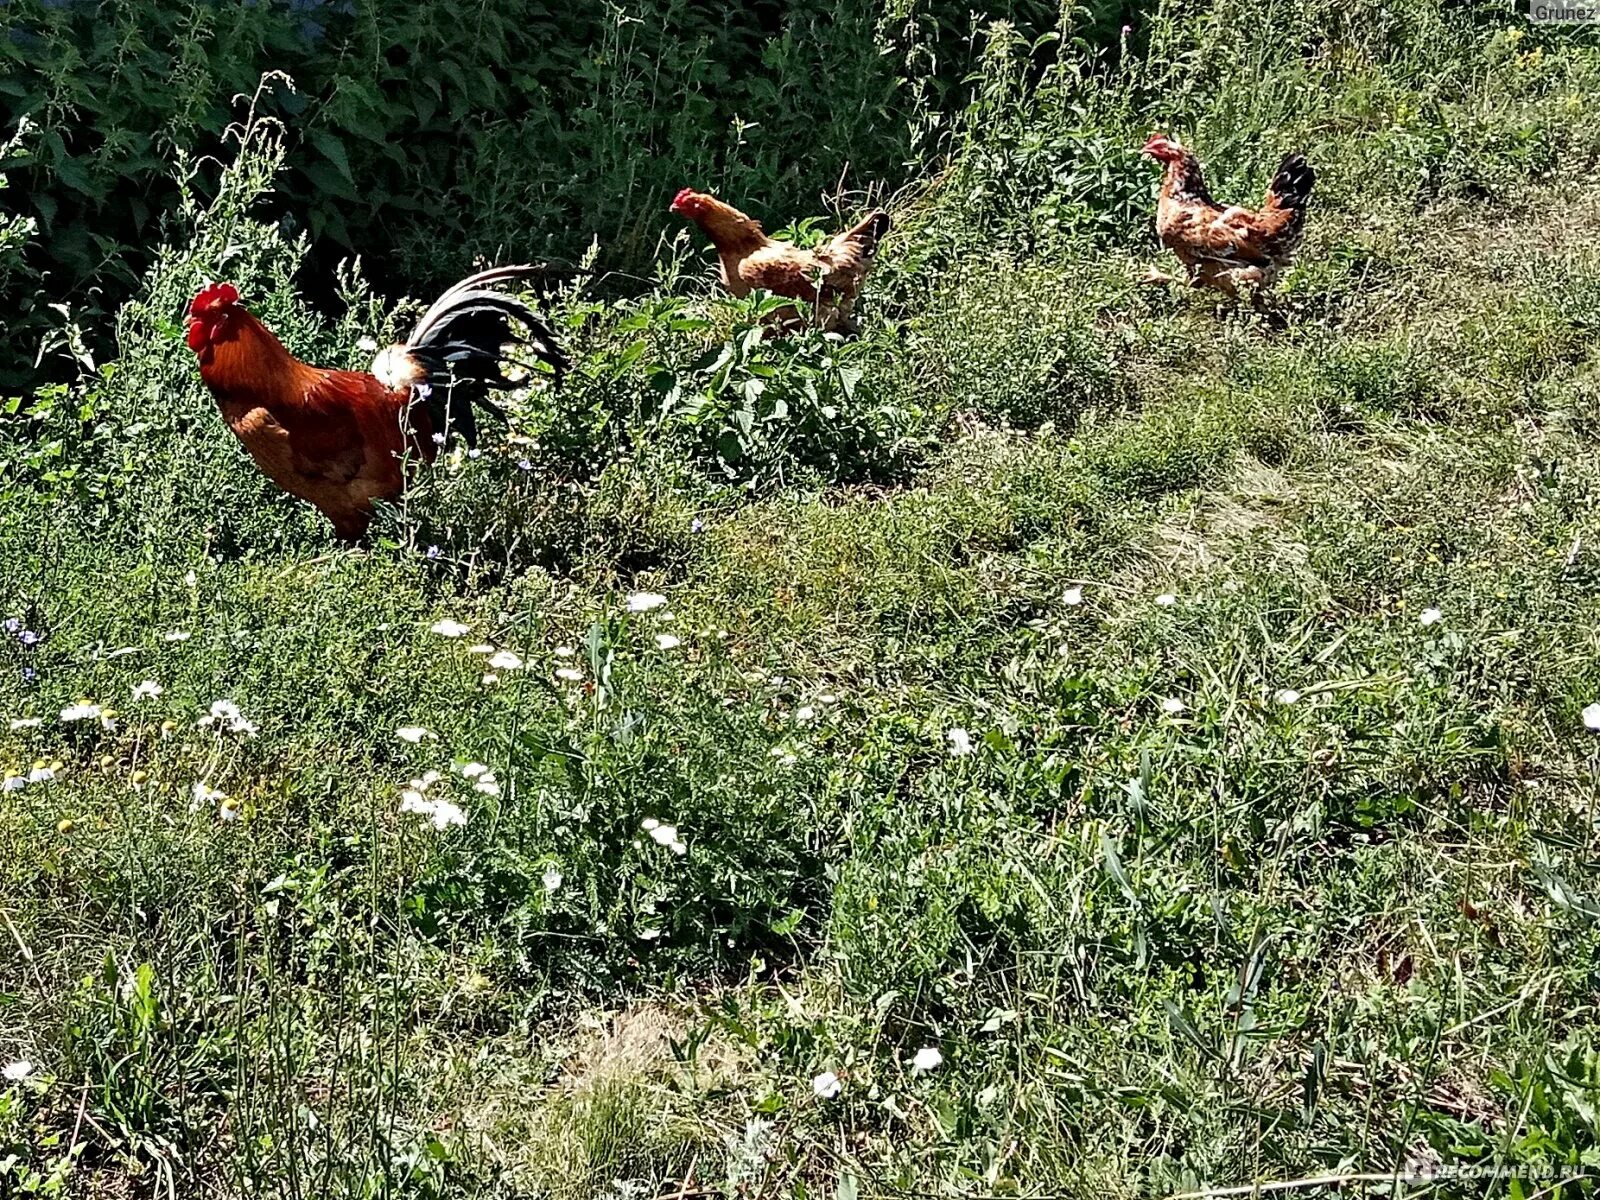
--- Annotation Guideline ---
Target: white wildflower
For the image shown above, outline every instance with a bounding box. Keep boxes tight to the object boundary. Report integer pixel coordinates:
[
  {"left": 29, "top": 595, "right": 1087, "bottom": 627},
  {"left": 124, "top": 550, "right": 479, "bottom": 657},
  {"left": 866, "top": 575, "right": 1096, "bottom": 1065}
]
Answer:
[
  {"left": 8, "top": 718, "right": 42, "bottom": 730},
  {"left": 795, "top": 706, "right": 816, "bottom": 723},
  {"left": 198, "top": 699, "right": 257, "bottom": 737},
  {"left": 2, "top": 1061, "right": 33, "bottom": 1083},
  {"left": 356, "top": 335, "right": 378, "bottom": 352},
  {"left": 553, "top": 646, "right": 576, "bottom": 658},
  {"left": 542, "top": 866, "right": 563, "bottom": 892},
  {"left": 670, "top": 840, "right": 687, "bottom": 855},
  {"left": 1419, "top": 607, "right": 1443, "bottom": 627},
  {"left": 481, "top": 674, "right": 500, "bottom": 686},
  {"left": 427, "top": 800, "right": 466, "bottom": 829},
  {"left": 554, "top": 667, "right": 583, "bottom": 683},
  {"left": 399, "top": 789, "right": 430, "bottom": 813},
  {"left": 947, "top": 728, "right": 974, "bottom": 757},
  {"left": 467, "top": 644, "right": 496, "bottom": 655},
  {"left": 429, "top": 619, "right": 471, "bottom": 638},
  {"left": 395, "top": 725, "right": 433, "bottom": 744},
  {"left": 1274, "top": 689, "right": 1301, "bottom": 706},
  {"left": 190, "top": 782, "right": 227, "bottom": 812},
  {"left": 1584, "top": 703, "right": 1600, "bottom": 732},
  {"left": 1062, "top": 586, "right": 1084, "bottom": 606},
  {"left": 654, "top": 633, "right": 681, "bottom": 650},
  {"left": 812, "top": 1071, "right": 842, "bottom": 1099},
  {"left": 488, "top": 650, "right": 523, "bottom": 670},
  {"left": 641, "top": 817, "right": 660, "bottom": 831},
  {"left": 27, "top": 766, "right": 54, "bottom": 784},
  {"left": 649, "top": 823, "right": 679, "bottom": 845},
  {"left": 131, "top": 680, "right": 163, "bottom": 701},
  {"left": 460, "top": 762, "right": 488, "bottom": 779},
  {"left": 1155, "top": 593, "right": 1177, "bottom": 607},
  {"left": 626, "top": 592, "right": 668, "bottom": 613},
  {"left": 474, "top": 772, "right": 501, "bottom": 797},
  {"left": 911, "top": 1047, "right": 943, "bottom": 1072},
  {"left": 60, "top": 703, "right": 103, "bottom": 723},
  {"left": 163, "top": 630, "right": 191, "bottom": 642},
  {"left": 1, "top": 774, "right": 24, "bottom": 792},
  {"left": 1161, "top": 697, "right": 1186, "bottom": 715}
]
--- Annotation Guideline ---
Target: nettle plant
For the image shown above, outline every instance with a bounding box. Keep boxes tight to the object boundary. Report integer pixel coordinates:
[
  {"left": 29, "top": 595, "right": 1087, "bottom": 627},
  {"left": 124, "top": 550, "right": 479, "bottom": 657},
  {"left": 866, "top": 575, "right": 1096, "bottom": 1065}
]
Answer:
[{"left": 614, "top": 294, "right": 919, "bottom": 491}]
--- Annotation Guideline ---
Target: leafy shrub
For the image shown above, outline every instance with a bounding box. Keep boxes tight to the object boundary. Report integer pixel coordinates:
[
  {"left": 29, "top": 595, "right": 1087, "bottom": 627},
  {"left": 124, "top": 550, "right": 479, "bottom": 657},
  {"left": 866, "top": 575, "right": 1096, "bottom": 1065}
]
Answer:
[{"left": 0, "top": 0, "right": 1062, "bottom": 392}]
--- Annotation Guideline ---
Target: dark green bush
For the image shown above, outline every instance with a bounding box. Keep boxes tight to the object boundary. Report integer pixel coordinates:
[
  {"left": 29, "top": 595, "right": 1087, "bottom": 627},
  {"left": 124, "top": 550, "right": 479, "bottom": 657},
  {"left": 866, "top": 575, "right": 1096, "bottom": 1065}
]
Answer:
[{"left": 0, "top": 0, "right": 1060, "bottom": 392}]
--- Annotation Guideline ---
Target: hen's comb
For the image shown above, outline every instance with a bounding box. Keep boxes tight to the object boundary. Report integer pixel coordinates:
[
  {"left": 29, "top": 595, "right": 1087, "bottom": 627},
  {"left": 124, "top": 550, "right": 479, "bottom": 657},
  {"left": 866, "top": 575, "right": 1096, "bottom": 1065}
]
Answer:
[
  {"left": 670, "top": 187, "right": 696, "bottom": 210},
  {"left": 190, "top": 282, "right": 240, "bottom": 315}
]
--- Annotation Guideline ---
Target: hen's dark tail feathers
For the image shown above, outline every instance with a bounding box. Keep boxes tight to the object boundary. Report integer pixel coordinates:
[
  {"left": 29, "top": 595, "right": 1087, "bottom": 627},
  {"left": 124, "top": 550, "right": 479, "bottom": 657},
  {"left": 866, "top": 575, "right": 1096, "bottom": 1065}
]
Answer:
[
  {"left": 847, "top": 210, "right": 892, "bottom": 250},
  {"left": 406, "top": 266, "right": 568, "bottom": 449},
  {"left": 1266, "top": 153, "right": 1315, "bottom": 212}
]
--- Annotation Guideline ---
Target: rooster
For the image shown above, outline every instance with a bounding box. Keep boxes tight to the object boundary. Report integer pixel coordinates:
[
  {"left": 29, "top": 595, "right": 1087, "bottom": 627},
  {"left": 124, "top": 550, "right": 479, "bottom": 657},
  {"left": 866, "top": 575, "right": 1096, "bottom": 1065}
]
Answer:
[
  {"left": 1139, "top": 135, "right": 1314, "bottom": 301},
  {"left": 669, "top": 188, "right": 890, "bottom": 333},
  {"left": 184, "top": 269, "right": 565, "bottom": 542}
]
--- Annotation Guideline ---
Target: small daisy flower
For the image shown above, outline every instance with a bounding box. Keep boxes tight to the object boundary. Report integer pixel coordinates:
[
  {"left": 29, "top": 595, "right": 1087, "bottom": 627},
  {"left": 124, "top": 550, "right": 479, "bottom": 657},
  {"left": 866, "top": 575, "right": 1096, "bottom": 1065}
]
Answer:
[
  {"left": 460, "top": 762, "right": 488, "bottom": 779},
  {"left": 199, "top": 700, "right": 257, "bottom": 737},
  {"left": 649, "top": 823, "right": 679, "bottom": 845},
  {"left": 356, "top": 335, "right": 378, "bottom": 352},
  {"left": 947, "top": 728, "right": 974, "bottom": 757},
  {"left": 541, "top": 867, "right": 563, "bottom": 892},
  {"left": 1062, "top": 586, "right": 1084, "bottom": 606},
  {"left": 554, "top": 667, "right": 583, "bottom": 683},
  {"left": 163, "top": 630, "right": 191, "bottom": 642},
  {"left": 1583, "top": 703, "right": 1600, "bottom": 732},
  {"left": 131, "top": 680, "right": 163, "bottom": 701},
  {"left": 467, "top": 644, "right": 497, "bottom": 655},
  {"left": 488, "top": 650, "right": 523, "bottom": 670},
  {"left": 626, "top": 592, "right": 668, "bottom": 613},
  {"left": 395, "top": 726, "right": 433, "bottom": 744},
  {"left": 2, "top": 774, "right": 24, "bottom": 792},
  {"left": 1274, "top": 689, "right": 1301, "bottom": 705},
  {"left": 1155, "top": 593, "right": 1177, "bottom": 607},
  {"left": 60, "top": 703, "right": 103, "bottom": 723},
  {"left": 27, "top": 765, "right": 55, "bottom": 784},
  {"left": 1419, "top": 608, "right": 1443, "bottom": 627},
  {"left": 2, "top": 1060, "right": 33, "bottom": 1083},
  {"left": 641, "top": 818, "right": 660, "bottom": 831},
  {"left": 812, "top": 1071, "right": 842, "bottom": 1099},
  {"left": 911, "top": 1047, "right": 943, "bottom": 1072},
  {"left": 481, "top": 673, "right": 500, "bottom": 686},
  {"left": 795, "top": 706, "right": 815, "bottom": 723},
  {"left": 474, "top": 773, "right": 501, "bottom": 797},
  {"left": 553, "top": 646, "right": 575, "bottom": 659},
  {"left": 430, "top": 619, "right": 471, "bottom": 638},
  {"left": 669, "top": 840, "right": 687, "bottom": 856},
  {"left": 218, "top": 795, "right": 242, "bottom": 822},
  {"left": 8, "top": 718, "right": 42, "bottom": 730},
  {"left": 654, "top": 633, "right": 682, "bottom": 650},
  {"left": 1160, "top": 697, "right": 1186, "bottom": 715},
  {"left": 191, "top": 782, "right": 227, "bottom": 812}
]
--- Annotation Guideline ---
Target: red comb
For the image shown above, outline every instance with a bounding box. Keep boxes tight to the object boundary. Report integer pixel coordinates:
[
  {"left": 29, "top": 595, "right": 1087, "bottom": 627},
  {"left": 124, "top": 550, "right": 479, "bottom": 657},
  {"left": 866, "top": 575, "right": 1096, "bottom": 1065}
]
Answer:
[
  {"left": 671, "top": 187, "right": 695, "bottom": 209},
  {"left": 189, "top": 282, "right": 240, "bottom": 315}
]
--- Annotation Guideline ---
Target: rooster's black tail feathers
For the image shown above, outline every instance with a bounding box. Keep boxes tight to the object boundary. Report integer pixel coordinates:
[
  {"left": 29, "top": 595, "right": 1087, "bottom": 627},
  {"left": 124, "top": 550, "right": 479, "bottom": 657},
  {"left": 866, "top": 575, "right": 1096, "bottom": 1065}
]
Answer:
[
  {"left": 1267, "top": 153, "right": 1315, "bottom": 212},
  {"left": 406, "top": 266, "right": 568, "bottom": 449}
]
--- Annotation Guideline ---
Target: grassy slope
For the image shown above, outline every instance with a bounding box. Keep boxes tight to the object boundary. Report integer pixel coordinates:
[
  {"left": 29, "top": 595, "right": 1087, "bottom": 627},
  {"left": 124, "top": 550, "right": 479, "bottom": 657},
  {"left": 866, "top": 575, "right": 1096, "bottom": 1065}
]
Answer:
[{"left": 3, "top": 4, "right": 1600, "bottom": 1198}]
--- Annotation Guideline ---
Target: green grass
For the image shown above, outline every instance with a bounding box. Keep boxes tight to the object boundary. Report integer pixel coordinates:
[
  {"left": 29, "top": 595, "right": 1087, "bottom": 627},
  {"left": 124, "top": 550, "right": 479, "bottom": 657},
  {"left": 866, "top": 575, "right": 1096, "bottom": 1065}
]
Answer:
[{"left": 3, "top": 1, "right": 1600, "bottom": 1196}]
